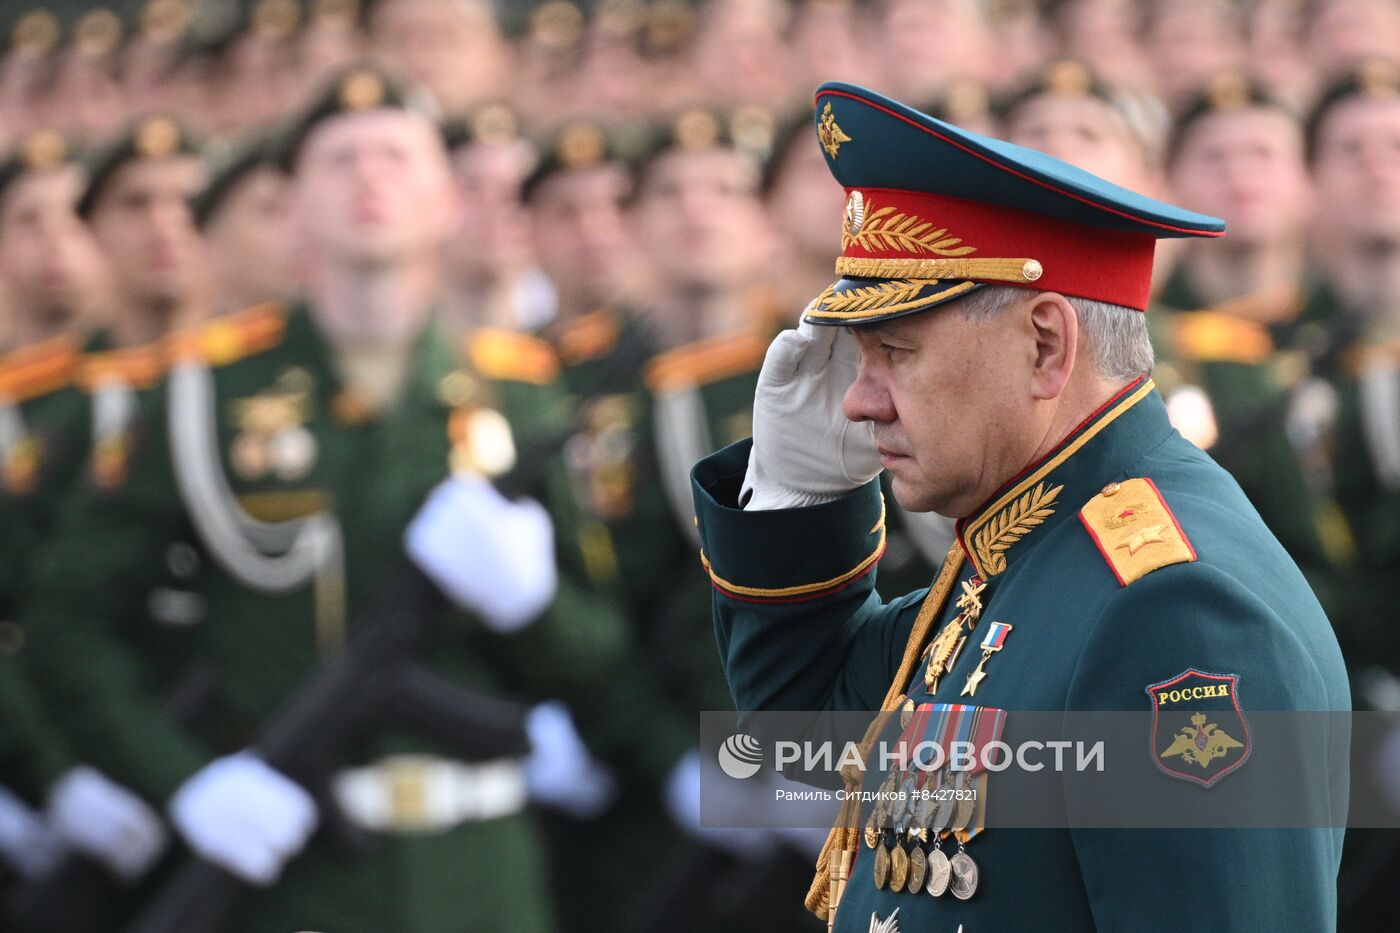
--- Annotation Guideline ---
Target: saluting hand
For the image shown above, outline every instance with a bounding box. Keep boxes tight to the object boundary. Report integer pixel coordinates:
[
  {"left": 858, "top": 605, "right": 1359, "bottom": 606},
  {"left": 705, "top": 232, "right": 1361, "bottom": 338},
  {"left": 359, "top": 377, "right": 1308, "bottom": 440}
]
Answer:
[{"left": 742, "top": 312, "right": 881, "bottom": 510}]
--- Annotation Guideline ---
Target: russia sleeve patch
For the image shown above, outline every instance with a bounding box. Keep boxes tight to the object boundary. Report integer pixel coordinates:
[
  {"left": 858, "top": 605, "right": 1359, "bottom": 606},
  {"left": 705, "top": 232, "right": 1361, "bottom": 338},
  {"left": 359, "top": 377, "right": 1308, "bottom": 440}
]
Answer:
[
  {"left": 1146, "top": 669, "right": 1251, "bottom": 787},
  {"left": 1078, "top": 477, "right": 1196, "bottom": 587}
]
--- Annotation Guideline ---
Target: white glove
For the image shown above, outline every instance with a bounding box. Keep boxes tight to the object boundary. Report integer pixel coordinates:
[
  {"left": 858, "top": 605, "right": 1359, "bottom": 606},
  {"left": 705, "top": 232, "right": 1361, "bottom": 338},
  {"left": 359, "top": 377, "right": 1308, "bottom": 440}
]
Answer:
[
  {"left": 0, "top": 784, "right": 64, "bottom": 879},
  {"left": 524, "top": 701, "right": 616, "bottom": 819},
  {"left": 664, "top": 748, "right": 777, "bottom": 861},
  {"left": 742, "top": 317, "right": 881, "bottom": 510},
  {"left": 47, "top": 767, "right": 166, "bottom": 880},
  {"left": 169, "top": 752, "right": 317, "bottom": 886},
  {"left": 405, "top": 474, "right": 557, "bottom": 632}
]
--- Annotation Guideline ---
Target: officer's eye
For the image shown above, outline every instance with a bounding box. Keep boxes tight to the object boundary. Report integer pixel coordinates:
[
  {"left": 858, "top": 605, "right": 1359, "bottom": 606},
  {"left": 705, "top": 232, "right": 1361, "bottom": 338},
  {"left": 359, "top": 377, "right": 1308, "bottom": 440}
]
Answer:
[{"left": 881, "top": 343, "right": 908, "bottom": 360}]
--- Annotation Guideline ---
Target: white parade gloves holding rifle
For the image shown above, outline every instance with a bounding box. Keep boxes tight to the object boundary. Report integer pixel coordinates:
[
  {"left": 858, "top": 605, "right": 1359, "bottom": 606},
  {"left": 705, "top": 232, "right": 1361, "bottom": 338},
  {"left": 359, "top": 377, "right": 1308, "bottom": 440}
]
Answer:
[
  {"left": 406, "top": 474, "right": 557, "bottom": 633},
  {"left": 742, "top": 313, "right": 882, "bottom": 511}
]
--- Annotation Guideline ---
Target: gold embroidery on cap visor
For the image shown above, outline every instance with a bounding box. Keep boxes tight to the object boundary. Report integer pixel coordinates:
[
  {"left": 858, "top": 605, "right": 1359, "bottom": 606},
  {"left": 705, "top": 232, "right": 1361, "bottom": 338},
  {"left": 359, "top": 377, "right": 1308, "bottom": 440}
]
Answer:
[
  {"left": 818, "top": 102, "right": 851, "bottom": 158},
  {"left": 840, "top": 203, "right": 976, "bottom": 256},
  {"left": 805, "top": 279, "right": 978, "bottom": 322},
  {"left": 834, "top": 256, "right": 1043, "bottom": 283}
]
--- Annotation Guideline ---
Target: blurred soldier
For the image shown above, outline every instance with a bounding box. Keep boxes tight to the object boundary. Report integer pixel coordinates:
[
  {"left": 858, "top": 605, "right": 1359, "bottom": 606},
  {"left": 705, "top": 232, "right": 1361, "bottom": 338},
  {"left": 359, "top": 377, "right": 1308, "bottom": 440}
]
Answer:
[
  {"left": 367, "top": 0, "right": 511, "bottom": 118},
  {"left": 24, "top": 67, "right": 625, "bottom": 933},
  {"left": 571, "top": 0, "right": 651, "bottom": 122},
  {"left": 1306, "top": 61, "right": 1400, "bottom": 674},
  {"left": 1000, "top": 60, "right": 1179, "bottom": 289},
  {"left": 121, "top": 0, "right": 194, "bottom": 117},
  {"left": 438, "top": 106, "right": 545, "bottom": 337},
  {"left": 520, "top": 120, "right": 681, "bottom": 933},
  {"left": 179, "top": 0, "right": 305, "bottom": 139},
  {"left": 193, "top": 135, "right": 297, "bottom": 317},
  {"left": 48, "top": 7, "right": 127, "bottom": 142},
  {"left": 877, "top": 0, "right": 993, "bottom": 103},
  {"left": 1246, "top": 0, "right": 1313, "bottom": 109},
  {"left": 0, "top": 131, "right": 166, "bottom": 891},
  {"left": 1142, "top": 0, "right": 1245, "bottom": 109},
  {"left": 514, "top": 0, "right": 587, "bottom": 123},
  {"left": 1155, "top": 74, "right": 1351, "bottom": 621},
  {"left": 637, "top": 0, "right": 700, "bottom": 117},
  {"left": 999, "top": 60, "right": 1165, "bottom": 195},
  {"left": 787, "top": 0, "right": 879, "bottom": 101},
  {"left": 0, "top": 9, "right": 62, "bottom": 144},
  {"left": 1308, "top": 61, "right": 1400, "bottom": 933},
  {"left": 623, "top": 113, "right": 840, "bottom": 933},
  {"left": 687, "top": 0, "right": 793, "bottom": 111},
  {"left": 1306, "top": 0, "right": 1400, "bottom": 82},
  {"left": 766, "top": 115, "right": 847, "bottom": 310},
  {"left": 298, "top": 0, "right": 365, "bottom": 94},
  {"left": 1043, "top": 0, "right": 1151, "bottom": 91},
  {"left": 78, "top": 114, "right": 210, "bottom": 347}
]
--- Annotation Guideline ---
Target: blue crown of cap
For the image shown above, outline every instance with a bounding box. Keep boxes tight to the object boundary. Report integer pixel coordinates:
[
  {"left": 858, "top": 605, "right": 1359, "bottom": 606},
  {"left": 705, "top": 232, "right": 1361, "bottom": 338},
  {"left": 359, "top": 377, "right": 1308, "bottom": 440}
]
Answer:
[{"left": 814, "top": 82, "right": 1224, "bottom": 239}]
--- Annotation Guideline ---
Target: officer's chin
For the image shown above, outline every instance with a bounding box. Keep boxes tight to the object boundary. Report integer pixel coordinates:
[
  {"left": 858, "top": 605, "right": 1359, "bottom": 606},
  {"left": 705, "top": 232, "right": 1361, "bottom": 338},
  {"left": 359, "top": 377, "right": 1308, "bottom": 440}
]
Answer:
[{"left": 886, "top": 472, "right": 937, "bottom": 516}]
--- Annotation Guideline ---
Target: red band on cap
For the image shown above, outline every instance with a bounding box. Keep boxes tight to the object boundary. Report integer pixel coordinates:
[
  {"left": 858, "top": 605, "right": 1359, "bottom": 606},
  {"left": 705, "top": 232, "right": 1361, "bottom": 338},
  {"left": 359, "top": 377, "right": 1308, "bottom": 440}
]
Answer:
[{"left": 843, "top": 187, "right": 1157, "bottom": 311}]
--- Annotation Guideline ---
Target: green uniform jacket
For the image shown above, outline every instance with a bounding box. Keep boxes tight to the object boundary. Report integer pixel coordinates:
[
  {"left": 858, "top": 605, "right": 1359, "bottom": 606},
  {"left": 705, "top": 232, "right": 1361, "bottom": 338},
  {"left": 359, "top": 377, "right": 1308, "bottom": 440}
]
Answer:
[
  {"left": 0, "top": 333, "right": 105, "bottom": 800},
  {"left": 23, "top": 303, "right": 630, "bottom": 933},
  {"left": 1319, "top": 281, "right": 1400, "bottom": 679},
  {"left": 1151, "top": 272, "right": 1355, "bottom": 602},
  {"left": 692, "top": 379, "right": 1349, "bottom": 932}
]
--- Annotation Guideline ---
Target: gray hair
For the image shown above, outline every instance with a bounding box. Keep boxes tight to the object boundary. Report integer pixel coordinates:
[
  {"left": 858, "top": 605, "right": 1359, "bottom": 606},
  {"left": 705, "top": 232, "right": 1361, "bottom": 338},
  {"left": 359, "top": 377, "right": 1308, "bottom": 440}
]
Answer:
[{"left": 954, "top": 285, "right": 1154, "bottom": 382}]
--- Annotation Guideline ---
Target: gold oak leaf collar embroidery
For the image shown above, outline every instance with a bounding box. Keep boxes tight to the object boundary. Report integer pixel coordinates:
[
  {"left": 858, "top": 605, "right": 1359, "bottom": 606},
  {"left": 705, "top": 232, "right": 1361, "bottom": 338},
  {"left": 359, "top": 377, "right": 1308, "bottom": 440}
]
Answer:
[{"left": 954, "top": 377, "right": 1158, "bottom": 579}]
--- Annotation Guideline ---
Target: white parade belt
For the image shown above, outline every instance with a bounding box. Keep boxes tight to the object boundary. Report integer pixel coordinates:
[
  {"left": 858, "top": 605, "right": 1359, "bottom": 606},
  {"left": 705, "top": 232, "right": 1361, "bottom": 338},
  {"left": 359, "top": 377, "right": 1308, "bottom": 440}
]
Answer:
[{"left": 333, "top": 754, "right": 527, "bottom": 833}]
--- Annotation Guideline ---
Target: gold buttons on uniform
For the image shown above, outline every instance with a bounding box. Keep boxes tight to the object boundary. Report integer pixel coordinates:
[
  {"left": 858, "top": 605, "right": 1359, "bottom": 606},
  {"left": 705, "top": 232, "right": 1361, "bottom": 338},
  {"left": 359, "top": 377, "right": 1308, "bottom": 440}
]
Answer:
[{"left": 1101, "top": 482, "right": 1121, "bottom": 497}]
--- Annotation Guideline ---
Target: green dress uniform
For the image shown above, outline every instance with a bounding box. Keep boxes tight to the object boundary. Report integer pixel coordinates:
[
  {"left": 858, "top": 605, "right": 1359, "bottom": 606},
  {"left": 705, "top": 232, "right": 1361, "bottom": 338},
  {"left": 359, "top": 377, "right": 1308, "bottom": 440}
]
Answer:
[
  {"left": 1150, "top": 272, "right": 1358, "bottom": 618},
  {"left": 23, "top": 302, "right": 629, "bottom": 932},
  {"left": 1317, "top": 288, "right": 1400, "bottom": 679},
  {"left": 646, "top": 323, "right": 944, "bottom": 702},
  {"left": 695, "top": 383, "right": 1350, "bottom": 931},
  {"left": 689, "top": 82, "right": 1350, "bottom": 932},
  {"left": 0, "top": 335, "right": 93, "bottom": 801}
]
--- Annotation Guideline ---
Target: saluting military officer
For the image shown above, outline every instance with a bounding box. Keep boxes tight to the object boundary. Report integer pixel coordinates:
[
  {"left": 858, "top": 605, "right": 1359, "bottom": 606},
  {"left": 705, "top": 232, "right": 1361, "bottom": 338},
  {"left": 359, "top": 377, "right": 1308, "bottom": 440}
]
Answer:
[
  {"left": 690, "top": 83, "right": 1349, "bottom": 931},
  {"left": 0, "top": 129, "right": 167, "bottom": 889},
  {"left": 23, "top": 67, "right": 629, "bottom": 932}
]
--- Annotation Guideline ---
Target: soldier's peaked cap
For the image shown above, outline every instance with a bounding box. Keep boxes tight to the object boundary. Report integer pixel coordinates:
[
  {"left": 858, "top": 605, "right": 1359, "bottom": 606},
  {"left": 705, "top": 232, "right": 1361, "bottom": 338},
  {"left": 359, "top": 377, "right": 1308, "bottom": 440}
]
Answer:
[{"left": 805, "top": 82, "right": 1225, "bottom": 326}]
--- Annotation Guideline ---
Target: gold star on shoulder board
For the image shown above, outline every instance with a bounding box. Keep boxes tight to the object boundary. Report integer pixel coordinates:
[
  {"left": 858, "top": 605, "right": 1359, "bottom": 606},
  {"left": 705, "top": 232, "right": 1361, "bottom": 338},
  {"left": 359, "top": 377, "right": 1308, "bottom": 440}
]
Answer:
[{"left": 1116, "top": 523, "right": 1167, "bottom": 556}]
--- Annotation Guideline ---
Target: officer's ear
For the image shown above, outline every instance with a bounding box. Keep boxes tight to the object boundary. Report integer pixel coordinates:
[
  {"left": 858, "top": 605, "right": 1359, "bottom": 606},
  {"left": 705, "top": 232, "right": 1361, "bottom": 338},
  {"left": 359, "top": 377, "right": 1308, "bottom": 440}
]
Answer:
[{"left": 1026, "top": 291, "right": 1078, "bottom": 402}]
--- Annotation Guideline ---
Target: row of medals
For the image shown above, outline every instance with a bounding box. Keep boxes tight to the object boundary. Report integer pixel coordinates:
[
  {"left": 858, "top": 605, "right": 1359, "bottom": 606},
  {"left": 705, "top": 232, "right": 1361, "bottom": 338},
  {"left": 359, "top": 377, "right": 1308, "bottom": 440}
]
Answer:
[
  {"left": 865, "top": 765, "right": 979, "bottom": 899},
  {"left": 864, "top": 577, "right": 989, "bottom": 901}
]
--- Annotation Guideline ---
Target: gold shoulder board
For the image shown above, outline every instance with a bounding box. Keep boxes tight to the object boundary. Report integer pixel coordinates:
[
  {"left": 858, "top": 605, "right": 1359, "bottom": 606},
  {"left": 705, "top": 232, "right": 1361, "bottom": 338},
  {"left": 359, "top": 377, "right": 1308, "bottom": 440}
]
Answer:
[{"left": 1079, "top": 477, "right": 1197, "bottom": 586}]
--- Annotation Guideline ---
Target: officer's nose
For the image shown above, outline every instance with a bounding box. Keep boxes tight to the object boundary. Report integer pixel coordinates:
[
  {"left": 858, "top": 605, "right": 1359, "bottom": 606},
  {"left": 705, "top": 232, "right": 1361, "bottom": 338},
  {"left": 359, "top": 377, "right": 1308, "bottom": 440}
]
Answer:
[{"left": 842, "top": 354, "right": 896, "bottom": 425}]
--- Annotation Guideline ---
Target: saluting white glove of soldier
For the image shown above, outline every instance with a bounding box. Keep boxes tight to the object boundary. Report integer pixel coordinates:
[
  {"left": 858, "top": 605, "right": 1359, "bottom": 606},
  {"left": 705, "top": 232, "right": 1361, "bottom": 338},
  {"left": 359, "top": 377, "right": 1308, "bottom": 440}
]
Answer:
[
  {"left": 47, "top": 766, "right": 167, "bottom": 880},
  {"left": 169, "top": 752, "right": 317, "bottom": 886},
  {"left": 405, "top": 474, "right": 557, "bottom": 633},
  {"left": 742, "top": 313, "right": 882, "bottom": 511}
]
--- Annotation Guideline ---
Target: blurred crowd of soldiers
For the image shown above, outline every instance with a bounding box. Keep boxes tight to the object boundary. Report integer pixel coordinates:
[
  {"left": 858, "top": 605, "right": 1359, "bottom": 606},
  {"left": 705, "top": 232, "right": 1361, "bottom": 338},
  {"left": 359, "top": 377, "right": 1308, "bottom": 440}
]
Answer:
[{"left": 0, "top": 0, "right": 1397, "bottom": 930}]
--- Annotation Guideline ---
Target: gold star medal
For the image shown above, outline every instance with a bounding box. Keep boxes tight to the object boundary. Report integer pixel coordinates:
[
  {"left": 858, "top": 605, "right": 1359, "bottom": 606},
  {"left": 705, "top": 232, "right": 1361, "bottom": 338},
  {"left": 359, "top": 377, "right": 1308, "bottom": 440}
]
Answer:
[{"left": 961, "top": 622, "right": 1012, "bottom": 697}]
